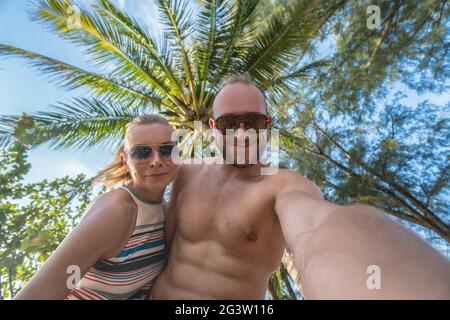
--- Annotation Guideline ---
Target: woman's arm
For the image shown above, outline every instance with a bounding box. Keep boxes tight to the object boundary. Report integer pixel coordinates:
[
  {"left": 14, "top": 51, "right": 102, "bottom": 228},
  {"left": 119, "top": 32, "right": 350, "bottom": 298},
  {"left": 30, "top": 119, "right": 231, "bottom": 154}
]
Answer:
[{"left": 14, "top": 190, "right": 137, "bottom": 300}]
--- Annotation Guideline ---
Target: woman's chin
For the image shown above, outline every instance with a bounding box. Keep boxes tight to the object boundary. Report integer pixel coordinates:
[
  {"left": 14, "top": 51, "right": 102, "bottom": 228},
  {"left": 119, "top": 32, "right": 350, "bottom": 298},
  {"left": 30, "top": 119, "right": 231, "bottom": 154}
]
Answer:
[
  {"left": 140, "top": 174, "right": 171, "bottom": 186},
  {"left": 145, "top": 173, "right": 170, "bottom": 181}
]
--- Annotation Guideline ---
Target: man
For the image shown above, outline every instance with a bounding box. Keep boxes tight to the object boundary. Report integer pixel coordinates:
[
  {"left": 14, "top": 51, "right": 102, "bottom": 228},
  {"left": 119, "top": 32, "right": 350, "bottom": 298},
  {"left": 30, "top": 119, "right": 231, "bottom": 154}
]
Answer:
[{"left": 151, "top": 74, "right": 450, "bottom": 299}]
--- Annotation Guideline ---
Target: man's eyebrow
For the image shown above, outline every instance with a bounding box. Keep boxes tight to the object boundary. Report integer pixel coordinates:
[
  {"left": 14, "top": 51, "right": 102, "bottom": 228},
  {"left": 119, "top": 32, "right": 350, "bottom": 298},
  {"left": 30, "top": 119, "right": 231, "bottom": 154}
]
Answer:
[
  {"left": 133, "top": 141, "right": 174, "bottom": 146},
  {"left": 218, "top": 112, "right": 264, "bottom": 116}
]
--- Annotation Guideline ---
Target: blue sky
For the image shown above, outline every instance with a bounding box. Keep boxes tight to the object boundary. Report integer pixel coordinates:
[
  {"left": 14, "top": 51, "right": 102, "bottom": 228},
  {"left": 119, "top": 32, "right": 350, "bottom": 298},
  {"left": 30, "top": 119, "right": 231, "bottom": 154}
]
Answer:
[
  {"left": 0, "top": 0, "right": 449, "bottom": 185},
  {"left": 0, "top": 0, "right": 161, "bottom": 183}
]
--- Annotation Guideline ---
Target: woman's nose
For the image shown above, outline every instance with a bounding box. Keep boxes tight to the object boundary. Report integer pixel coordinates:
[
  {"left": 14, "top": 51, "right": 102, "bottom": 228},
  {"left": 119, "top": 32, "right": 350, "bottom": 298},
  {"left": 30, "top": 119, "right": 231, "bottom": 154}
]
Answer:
[{"left": 149, "top": 150, "right": 162, "bottom": 167}]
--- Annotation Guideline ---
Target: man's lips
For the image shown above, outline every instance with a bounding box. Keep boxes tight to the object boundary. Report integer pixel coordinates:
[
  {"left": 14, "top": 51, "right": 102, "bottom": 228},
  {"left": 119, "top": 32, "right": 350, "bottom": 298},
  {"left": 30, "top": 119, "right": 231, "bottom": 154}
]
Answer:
[
  {"left": 235, "top": 143, "right": 256, "bottom": 147},
  {"left": 233, "top": 138, "right": 256, "bottom": 147}
]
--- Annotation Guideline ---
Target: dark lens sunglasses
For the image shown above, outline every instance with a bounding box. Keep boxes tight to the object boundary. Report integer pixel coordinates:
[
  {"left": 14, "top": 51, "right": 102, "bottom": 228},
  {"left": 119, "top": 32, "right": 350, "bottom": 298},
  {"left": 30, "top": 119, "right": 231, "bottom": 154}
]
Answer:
[
  {"left": 128, "top": 144, "right": 175, "bottom": 161},
  {"left": 215, "top": 113, "right": 269, "bottom": 135}
]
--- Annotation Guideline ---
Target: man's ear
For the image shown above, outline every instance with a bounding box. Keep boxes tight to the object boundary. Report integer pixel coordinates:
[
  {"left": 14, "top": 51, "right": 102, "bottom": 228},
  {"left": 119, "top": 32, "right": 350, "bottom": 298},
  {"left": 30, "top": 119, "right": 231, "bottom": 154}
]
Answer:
[{"left": 209, "top": 118, "right": 215, "bottom": 129}]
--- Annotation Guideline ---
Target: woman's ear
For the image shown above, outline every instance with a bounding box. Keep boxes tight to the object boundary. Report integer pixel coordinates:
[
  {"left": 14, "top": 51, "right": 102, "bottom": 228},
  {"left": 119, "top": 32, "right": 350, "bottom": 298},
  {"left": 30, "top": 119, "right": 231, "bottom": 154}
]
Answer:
[{"left": 120, "top": 152, "right": 129, "bottom": 171}]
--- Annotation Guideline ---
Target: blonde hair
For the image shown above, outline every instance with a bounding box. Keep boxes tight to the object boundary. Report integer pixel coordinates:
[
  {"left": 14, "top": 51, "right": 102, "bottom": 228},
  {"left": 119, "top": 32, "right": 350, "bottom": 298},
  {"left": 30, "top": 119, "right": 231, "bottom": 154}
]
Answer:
[{"left": 92, "top": 114, "right": 171, "bottom": 190}]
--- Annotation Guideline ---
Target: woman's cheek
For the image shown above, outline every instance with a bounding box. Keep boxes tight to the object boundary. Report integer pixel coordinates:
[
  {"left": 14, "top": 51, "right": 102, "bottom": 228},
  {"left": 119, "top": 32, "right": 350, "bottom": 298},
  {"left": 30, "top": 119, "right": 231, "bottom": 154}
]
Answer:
[{"left": 130, "top": 167, "right": 142, "bottom": 180}]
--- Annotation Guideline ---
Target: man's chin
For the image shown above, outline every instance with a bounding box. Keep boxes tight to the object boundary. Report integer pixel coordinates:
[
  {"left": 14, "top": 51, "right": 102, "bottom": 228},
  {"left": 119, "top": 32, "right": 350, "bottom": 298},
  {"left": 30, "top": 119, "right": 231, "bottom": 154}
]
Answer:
[
  {"left": 232, "top": 163, "right": 256, "bottom": 168},
  {"left": 222, "top": 156, "right": 259, "bottom": 167}
]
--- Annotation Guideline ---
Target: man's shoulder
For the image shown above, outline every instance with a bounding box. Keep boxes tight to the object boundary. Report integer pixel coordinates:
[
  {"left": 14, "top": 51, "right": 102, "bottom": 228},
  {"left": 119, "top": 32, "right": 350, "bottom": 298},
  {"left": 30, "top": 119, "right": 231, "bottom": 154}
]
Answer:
[
  {"left": 269, "top": 167, "right": 307, "bottom": 183},
  {"left": 270, "top": 168, "right": 322, "bottom": 199}
]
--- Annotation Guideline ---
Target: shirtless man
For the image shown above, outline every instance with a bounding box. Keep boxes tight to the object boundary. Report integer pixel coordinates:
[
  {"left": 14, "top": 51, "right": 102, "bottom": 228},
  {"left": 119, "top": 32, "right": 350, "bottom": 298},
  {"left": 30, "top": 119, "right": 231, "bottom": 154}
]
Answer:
[{"left": 151, "top": 75, "right": 450, "bottom": 299}]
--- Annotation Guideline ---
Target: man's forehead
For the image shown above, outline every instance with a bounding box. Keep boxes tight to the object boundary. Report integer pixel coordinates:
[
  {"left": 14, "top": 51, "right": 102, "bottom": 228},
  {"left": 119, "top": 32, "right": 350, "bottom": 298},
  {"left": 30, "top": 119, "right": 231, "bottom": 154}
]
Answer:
[{"left": 213, "top": 83, "right": 266, "bottom": 115}]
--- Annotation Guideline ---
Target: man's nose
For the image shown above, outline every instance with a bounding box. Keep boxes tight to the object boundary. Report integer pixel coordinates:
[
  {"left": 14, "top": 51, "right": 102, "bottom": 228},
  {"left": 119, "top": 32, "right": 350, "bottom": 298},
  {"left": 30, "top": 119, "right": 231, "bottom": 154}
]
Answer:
[
  {"left": 237, "top": 120, "right": 247, "bottom": 130},
  {"left": 234, "top": 122, "right": 249, "bottom": 143},
  {"left": 235, "top": 121, "right": 247, "bottom": 134}
]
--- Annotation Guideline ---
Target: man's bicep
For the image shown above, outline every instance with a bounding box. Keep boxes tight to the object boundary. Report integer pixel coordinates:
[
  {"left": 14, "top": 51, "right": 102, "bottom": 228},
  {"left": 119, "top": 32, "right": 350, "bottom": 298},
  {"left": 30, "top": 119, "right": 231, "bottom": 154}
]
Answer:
[{"left": 275, "top": 188, "right": 338, "bottom": 252}]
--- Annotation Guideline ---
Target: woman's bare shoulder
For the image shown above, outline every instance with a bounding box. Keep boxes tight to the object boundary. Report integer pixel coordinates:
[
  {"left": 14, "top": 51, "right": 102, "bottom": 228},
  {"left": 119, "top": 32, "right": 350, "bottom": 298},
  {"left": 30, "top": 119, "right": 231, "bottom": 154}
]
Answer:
[{"left": 81, "top": 188, "right": 138, "bottom": 224}]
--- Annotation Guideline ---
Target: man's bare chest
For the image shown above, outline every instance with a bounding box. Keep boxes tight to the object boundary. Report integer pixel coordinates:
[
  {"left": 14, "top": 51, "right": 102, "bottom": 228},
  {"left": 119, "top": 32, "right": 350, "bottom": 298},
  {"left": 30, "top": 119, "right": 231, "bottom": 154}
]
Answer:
[{"left": 175, "top": 173, "right": 280, "bottom": 248}]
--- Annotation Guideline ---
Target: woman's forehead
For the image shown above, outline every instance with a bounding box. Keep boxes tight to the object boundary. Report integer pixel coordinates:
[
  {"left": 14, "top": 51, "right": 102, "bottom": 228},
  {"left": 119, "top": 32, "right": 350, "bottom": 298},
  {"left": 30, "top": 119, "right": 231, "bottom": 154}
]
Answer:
[{"left": 126, "top": 123, "right": 173, "bottom": 145}]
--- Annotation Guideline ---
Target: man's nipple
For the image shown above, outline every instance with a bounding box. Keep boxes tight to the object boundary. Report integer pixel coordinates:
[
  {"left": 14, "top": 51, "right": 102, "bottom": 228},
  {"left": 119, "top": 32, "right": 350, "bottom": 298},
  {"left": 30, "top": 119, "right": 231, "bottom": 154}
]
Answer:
[{"left": 246, "top": 231, "right": 258, "bottom": 242}]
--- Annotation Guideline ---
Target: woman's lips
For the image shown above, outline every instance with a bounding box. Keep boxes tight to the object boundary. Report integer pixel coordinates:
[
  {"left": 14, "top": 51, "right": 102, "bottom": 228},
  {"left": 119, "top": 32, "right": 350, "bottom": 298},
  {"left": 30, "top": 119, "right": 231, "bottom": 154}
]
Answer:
[{"left": 145, "top": 173, "right": 168, "bottom": 177}]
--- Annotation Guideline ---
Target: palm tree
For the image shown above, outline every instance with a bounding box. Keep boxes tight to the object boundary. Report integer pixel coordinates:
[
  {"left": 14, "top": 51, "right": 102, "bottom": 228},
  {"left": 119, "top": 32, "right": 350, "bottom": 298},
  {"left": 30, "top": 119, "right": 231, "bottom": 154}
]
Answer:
[
  {"left": 0, "top": 0, "right": 338, "bottom": 149},
  {"left": 0, "top": 0, "right": 342, "bottom": 298}
]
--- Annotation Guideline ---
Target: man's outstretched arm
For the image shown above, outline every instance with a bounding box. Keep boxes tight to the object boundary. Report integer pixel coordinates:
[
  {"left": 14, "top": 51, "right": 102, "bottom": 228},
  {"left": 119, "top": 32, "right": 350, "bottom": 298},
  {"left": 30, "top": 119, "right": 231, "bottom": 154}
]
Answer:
[{"left": 274, "top": 177, "right": 450, "bottom": 299}]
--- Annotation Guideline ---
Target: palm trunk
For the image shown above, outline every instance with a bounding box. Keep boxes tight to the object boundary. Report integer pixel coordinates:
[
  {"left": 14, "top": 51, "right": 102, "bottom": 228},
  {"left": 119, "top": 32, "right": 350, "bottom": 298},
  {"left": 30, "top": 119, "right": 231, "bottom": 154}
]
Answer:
[
  {"left": 282, "top": 250, "right": 304, "bottom": 299},
  {"left": 280, "top": 262, "right": 298, "bottom": 299}
]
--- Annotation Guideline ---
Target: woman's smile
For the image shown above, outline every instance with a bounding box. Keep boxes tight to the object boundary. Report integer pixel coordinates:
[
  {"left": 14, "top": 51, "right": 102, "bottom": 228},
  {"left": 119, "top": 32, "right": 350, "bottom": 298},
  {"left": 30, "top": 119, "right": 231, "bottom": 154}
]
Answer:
[{"left": 145, "top": 172, "right": 168, "bottom": 177}]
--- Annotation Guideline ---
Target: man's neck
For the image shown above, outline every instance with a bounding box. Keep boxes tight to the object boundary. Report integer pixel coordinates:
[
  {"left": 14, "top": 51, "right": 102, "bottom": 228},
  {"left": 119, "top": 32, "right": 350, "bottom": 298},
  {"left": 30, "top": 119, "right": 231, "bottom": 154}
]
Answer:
[{"left": 221, "top": 162, "right": 264, "bottom": 179}]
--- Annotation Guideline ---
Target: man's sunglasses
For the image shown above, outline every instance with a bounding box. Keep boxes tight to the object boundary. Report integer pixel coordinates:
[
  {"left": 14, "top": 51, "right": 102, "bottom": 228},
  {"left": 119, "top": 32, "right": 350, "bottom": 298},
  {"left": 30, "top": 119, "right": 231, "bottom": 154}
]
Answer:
[
  {"left": 127, "top": 144, "right": 175, "bottom": 161},
  {"left": 214, "top": 113, "right": 269, "bottom": 135}
]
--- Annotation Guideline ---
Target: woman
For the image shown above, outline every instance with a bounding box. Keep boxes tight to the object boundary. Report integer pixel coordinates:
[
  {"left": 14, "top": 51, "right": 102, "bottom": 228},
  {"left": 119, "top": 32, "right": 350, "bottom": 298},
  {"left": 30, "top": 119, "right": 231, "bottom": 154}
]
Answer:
[{"left": 14, "top": 114, "right": 177, "bottom": 299}]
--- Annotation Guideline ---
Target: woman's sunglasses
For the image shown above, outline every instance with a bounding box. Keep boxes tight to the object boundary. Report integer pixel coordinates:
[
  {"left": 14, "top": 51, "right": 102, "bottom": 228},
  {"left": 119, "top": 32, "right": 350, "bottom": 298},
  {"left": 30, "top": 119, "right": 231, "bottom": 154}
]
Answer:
[
  {"left": 127, "top": 144, "right": 175, "bottom": 161},
  {"left": 215, "top": 113, "right": 269, "bottom": 135}
]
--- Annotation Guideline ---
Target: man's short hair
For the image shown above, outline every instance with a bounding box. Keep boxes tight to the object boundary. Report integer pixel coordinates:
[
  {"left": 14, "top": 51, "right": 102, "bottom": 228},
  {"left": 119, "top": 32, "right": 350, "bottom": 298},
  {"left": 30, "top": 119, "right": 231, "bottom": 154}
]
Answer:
[
  {"left": 213, "top": 72, "right": 267, "bottom": 117},
  {"left": 226, "top": 72, "right": 252, "bottom": 85}
]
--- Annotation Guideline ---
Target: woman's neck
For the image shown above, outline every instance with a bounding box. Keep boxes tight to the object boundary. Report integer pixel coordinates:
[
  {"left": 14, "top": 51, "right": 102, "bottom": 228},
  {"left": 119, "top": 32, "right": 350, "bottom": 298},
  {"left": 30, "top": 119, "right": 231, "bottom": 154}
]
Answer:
[{"left": 130, "top": 183, "right": 165, "bottom": 203}]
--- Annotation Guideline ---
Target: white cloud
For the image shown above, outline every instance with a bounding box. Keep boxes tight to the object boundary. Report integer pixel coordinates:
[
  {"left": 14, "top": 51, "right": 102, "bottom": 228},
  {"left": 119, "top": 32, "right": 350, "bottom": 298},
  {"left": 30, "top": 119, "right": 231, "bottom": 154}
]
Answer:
[{"left": 57, "top": 161, "right": 96, "bottom": 177}]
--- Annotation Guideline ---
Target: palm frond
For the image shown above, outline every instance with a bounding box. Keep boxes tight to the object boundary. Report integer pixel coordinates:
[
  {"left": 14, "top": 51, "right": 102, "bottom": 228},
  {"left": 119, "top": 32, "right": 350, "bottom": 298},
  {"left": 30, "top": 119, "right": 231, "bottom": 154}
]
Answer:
[
  {"left": 0, "top": 0, "right": 344, "bottom": 152},
  {"left": 194, "top": 0, "right": 256, "bottom": 107},
  {"left": 240, "top": 0, "right": 330, "bottom": 87},
  {"left": 262, "top": 59, "right": 331, "bottom": 108},
  {"left": 30, "top": 0, "right": 183, "bottom": 108},
  {"left": 261, "top": 59, "right": 331, "bottom": 92},
  {"left": 0, "top": 113, "right": 35, "bottom": 149},
  {"left": 95, "top": 0, "right": 187, "bottom": 104},
  {"left": 194, "top": 0, "right": 234, "bottom": 82},
  {"left": 194, "top": 0, "right": 260, "bottom": 113},
  {"left": 0, "top": 44, "right": 164, "bottom": 109},
  {"left": 194, "top": 0, "right": 220, "bottom": 106},
  {"left": 0, "top": 98, "right": 149, "bottom": 150},
  {"left": 202, "top": 0, "right": 260, "bottom": 92},
  {"left": 156, "top": 0, "right": 197, "bottom": 111}
]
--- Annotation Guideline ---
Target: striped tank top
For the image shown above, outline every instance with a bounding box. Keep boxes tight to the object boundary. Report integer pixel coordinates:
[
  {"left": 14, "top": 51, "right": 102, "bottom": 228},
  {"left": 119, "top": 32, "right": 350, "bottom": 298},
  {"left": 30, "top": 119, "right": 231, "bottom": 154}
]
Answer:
[{"left": 65, "top": 185, "right": 166, "bottom": 300}]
